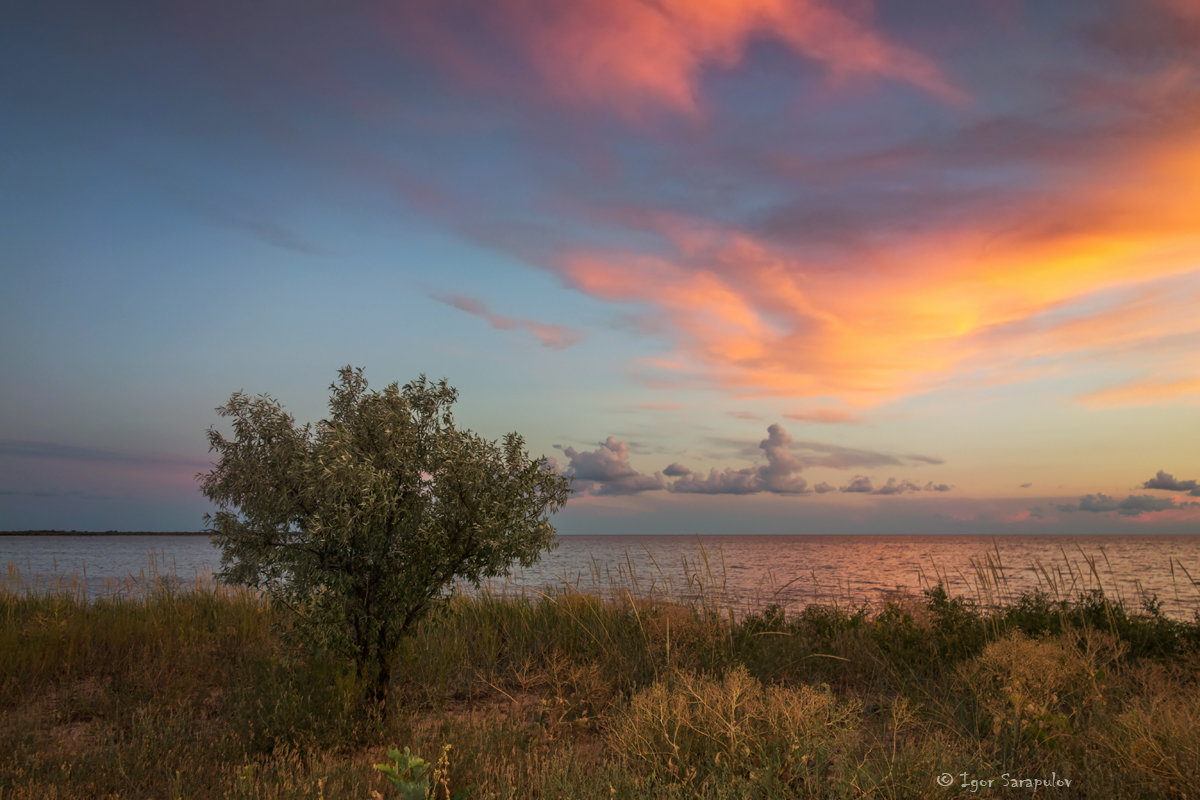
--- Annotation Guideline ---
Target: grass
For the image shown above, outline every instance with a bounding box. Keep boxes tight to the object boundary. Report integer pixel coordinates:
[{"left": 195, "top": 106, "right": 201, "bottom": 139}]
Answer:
[{"left": 2, "top": 554, "right": 1199, "bottom": 798}]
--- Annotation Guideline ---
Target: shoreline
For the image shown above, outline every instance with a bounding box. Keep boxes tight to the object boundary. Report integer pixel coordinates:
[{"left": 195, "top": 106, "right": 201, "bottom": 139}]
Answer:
[{"left": 0, "top": 530, "right": 208, "bottom": 537}]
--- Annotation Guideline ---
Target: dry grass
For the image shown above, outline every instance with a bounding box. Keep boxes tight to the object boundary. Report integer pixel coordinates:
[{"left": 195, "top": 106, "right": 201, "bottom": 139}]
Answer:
[
  {"left": 605, "top": 666, "right": 861, "bottom": 794},
  {"left": 2, "top": 554, "right": 1200, "bottom": 799}
]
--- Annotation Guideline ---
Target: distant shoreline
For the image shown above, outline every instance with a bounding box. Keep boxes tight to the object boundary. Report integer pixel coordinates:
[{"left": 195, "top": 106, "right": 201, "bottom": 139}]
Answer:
[{"left": 0, "top": 530, "right": 208, "bottom": 537}]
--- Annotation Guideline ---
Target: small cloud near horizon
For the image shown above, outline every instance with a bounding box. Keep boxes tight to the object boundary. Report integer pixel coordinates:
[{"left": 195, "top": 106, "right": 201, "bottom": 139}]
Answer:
[
  {"left": 671, "top": 423, "right": 809, "bottom": 495},
  {"left": 1056, "top": 491, "right": 1197, "bottom": 517},
  {"left": 563, "top": 423, "right": 953, "bottom": 500},
  {"left": 560, "top": 437, "right": 665, "bottom": 496},
  {"left": 839, "top": 476, "right": 952, "bottom": 495},
  {"left": 1142, "top": 470, "right": 1200, "bottom": 496}
]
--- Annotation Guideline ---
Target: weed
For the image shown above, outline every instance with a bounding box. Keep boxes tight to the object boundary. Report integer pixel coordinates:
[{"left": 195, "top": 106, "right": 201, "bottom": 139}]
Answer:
[{"left": 375, "top": 747, "right": 430, "bottom": 799}]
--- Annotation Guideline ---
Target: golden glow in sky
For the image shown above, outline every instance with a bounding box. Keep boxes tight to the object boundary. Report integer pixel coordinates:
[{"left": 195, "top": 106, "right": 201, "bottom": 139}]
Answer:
[{"left": 1, "top": 0, "right": 1198, "bottom": 533}]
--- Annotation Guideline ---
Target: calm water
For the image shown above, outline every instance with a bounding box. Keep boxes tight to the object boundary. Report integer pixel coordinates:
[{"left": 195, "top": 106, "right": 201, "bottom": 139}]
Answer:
[{"left": 4, "top": 534, "right": 1200, "bottom": 617}]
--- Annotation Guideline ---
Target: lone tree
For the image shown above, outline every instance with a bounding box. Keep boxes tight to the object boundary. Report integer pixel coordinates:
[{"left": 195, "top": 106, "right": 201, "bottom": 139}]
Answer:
[{"left": 200, "top": 367, "right": 571, "bottom": 706}]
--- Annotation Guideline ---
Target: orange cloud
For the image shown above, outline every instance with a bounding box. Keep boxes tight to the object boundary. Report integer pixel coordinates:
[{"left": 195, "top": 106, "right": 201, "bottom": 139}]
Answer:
[
  {"left": 1078, "top": 377, "right": 1200, "bottom": 409},
  {"left": 554, "top": 116, "right": 1200, "bottom": 406},
  {"left": 784, "top": 407, "right": 864, "bottom": 424},
  {"left": 564, "top": 250, "right": 779, "bottom": 368},
  {"left": 394, "top": 2, "right": 1198, "bottom": 411}
]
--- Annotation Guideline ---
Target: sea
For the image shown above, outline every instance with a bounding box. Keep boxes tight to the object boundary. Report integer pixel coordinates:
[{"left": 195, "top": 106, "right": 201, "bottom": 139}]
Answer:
[{"left": 3, "top": 533, "right": 1200, "bottom": 618}]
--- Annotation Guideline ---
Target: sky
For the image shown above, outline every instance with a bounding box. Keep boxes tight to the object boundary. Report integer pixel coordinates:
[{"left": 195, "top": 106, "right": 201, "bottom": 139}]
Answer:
[{"left": 1, "top": 0, "right": 1199, "bottom": 535}]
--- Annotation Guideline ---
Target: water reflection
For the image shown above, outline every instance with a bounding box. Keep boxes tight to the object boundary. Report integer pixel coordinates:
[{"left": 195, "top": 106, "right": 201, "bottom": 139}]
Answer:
[
  {"left": 3, "top": 533, "right": 1199, "bottom": 618},
  {"left": 509, "top": 534, "right": 1200, "bottom": 619}
]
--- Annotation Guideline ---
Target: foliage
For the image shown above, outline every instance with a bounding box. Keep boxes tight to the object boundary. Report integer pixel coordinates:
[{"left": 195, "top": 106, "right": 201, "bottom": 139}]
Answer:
[
  {"left": 199, "top": 367, "right": 571, "bottom": 704},
  {"left": 375, "top": 747, "right": 430, "bottom": 800},
  {"left": 6, "top": 555, "right": 1200, "bottom": 798},
  {"left": 376, "top": 745, "right": 473, "bottom": 800}
]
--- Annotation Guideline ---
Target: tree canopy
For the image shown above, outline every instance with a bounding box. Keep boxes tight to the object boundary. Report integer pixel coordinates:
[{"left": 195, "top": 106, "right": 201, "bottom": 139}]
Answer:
[{"left": 199, "top": 367, "right": 571, "bottom": 704}]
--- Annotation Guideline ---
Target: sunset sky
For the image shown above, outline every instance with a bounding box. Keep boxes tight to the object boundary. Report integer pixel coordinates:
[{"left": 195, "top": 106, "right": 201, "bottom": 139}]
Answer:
[{"left": 2, "top": 0, "right": 1199, "bottom": 535}]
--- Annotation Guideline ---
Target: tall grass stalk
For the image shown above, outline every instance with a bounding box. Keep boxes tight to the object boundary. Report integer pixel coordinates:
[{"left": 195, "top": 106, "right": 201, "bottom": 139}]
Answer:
[{"left": 3, "top": 551, "right": 1200, "bottom": 799}]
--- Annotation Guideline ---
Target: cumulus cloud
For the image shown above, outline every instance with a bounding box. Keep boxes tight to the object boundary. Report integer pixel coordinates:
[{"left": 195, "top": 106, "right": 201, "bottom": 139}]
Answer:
[
  {"left": 1059, "top": 492, "right": 1192, "bottom": 517},
  {"left": 1142, "top": 470, "right": 1200, "bottom": 495},
  {"left": 594, "top": 473, "right": 666, "bottom": 495},
  {"left": 758, "top": 423, "right": 808, "bottom": 494},
  {"left": 873, "top": 479, "right": 923, "bottom": 495},
  {"left": 562, "top": 437, "right": 634, "bottom": 481},
  {"left": 669, "top": 423, "right": 808, "bottom": 495},
  {"left": 839, "top": 476, "right": 951, "bottom": 495},
  {"left": 670, "top": 467, "right": 762, "bottom": 495},
  {"left": 435, "top": 293, "right": 583, "bottom": 349},
  {"left": 1112, "top": 495, "right": 1180, "bottom": 515},
  {"left": 840, "top": 475, "right": 875, "bottom": 493},
  {"left": 562, "top": 437, "right": 665, "bottom": 495},
  {"left": 1079, "top": 494, "right": 1122, "bottom": 512},
  {"left": 566, "top": 424, "right": 950, "bottom": 500}
]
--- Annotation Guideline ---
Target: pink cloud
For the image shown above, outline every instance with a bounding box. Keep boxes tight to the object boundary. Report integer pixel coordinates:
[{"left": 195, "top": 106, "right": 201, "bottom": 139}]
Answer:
[
  {"left": 403, "top": 0, "right": 964, "bottom": 121},
  {"left": 435, "top": 294, "right": 584, "bottom": 349}
]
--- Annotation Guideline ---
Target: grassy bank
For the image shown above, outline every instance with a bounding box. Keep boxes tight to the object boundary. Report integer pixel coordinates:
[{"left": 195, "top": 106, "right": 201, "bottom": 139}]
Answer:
[{"left": 2, "top": 568, "right": 1199, "bottom": 798}]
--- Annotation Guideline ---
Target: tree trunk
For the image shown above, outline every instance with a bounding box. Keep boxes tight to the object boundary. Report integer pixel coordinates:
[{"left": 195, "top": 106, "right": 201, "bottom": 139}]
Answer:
[{"left": 363, "top": 644, "right": 391, "bottom": 721}]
